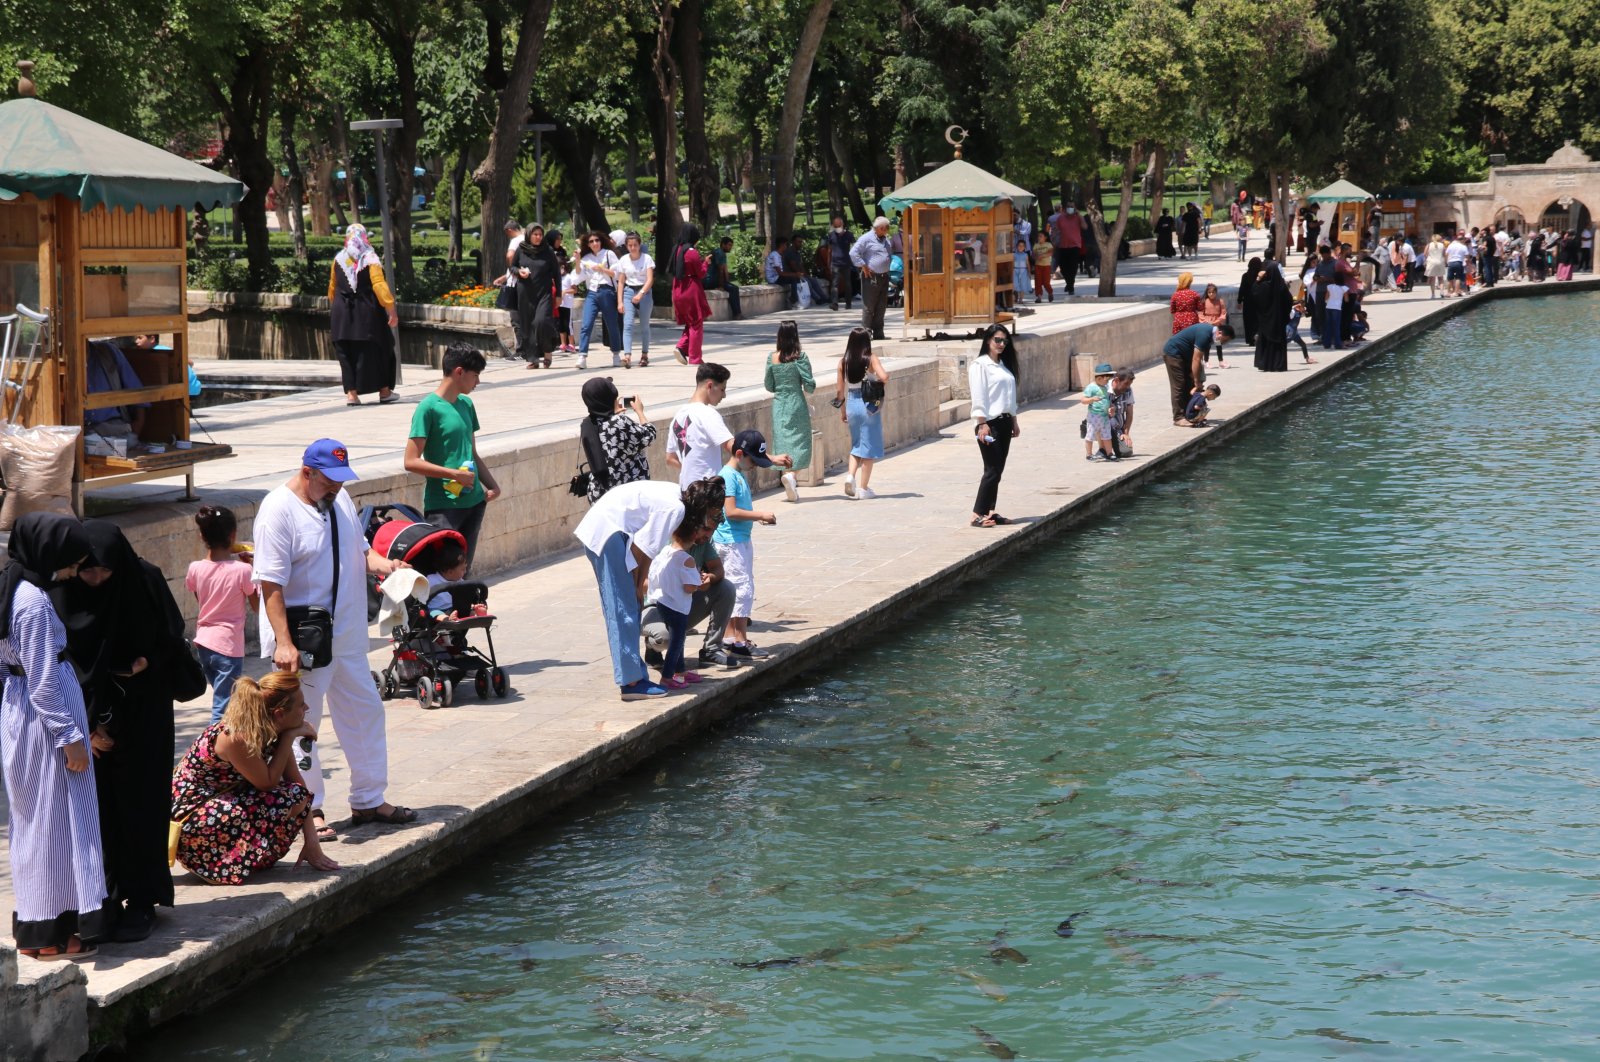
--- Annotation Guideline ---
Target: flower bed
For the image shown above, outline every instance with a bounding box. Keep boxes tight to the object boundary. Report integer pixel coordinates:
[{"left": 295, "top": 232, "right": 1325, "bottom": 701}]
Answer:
[{"left": 436, "top": 285, "right": 498, "bottom": 308}]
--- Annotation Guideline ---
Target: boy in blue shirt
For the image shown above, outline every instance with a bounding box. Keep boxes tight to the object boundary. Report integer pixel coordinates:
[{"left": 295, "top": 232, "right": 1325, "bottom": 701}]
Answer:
[
  {"left": 1181, "top": 383, "right": 1221, "bottom": 427},
  {"left": 713, "top": 429, "right": 785, "bottom": 658}
]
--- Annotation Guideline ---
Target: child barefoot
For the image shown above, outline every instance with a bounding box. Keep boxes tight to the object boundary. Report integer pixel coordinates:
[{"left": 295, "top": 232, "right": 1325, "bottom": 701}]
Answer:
[
  {"left": 646, "top": 529, "right": 704, "bottom": 689},
  {"left": 185, "top": 505, "right": 259, "bottom": 724}
]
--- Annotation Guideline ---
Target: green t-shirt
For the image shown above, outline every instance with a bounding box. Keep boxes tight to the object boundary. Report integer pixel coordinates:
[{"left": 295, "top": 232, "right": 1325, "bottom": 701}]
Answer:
[{"left": 409, "top": 391, "right": 485, "bottom": 510}]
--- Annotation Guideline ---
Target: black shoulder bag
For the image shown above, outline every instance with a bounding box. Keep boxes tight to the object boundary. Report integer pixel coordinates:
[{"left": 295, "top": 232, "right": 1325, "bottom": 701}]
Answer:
[{"left": 283, "top": 506, "right": 339, "bottom": 669}]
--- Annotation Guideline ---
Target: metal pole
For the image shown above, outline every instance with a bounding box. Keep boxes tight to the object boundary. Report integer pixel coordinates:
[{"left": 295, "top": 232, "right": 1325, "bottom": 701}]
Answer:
[
  {"left": 535, "top": 131, "right": 545, "bottom": 228},
  {"left": 371, "top": 133, "right": 395, "bottom": 284}
]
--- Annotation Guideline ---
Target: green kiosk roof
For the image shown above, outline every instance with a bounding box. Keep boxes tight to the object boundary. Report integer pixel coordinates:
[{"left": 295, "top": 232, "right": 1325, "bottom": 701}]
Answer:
[
  {"left": 879, "top": 159, "right": 1035, "bottom": 216},
  {"left": 1303, "top": 179, "right": 1374, "bottom": 204},
  {"left": 0, "top": 97, "right": 243, "bottom": 213}
]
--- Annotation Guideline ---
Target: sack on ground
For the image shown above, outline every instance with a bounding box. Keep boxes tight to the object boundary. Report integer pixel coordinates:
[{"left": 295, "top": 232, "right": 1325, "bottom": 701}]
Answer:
[{"left": 0, "top": 423, "right": 80, "bottom": 531}]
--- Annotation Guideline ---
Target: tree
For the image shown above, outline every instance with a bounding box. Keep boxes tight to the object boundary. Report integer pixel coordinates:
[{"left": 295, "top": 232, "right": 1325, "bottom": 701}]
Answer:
[
  {"left": 770, "top": 0, "right": 834, "bottom": 240},
  {"left": 473, "top": 0, "right": 556, "bottom": 286}
]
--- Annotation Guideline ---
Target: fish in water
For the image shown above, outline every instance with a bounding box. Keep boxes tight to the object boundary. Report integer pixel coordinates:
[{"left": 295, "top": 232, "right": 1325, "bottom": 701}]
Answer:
[
  {"left": 951, "top": 969, "right": 1008, "bottom": 1001},
  {"left": 1137, "top": 689, "right": 1175, "bottom": 703},
  {"left": 989, "top": 945, "right": 1029, "bottom": 965},
  {"left": 651, "top": 988, "right": 745, "bottom": 1017},
  {"left": 1128, "top": 875, "right": 1214, "bottom": 888},
  {"left": 1108, "top": 929, "right": 1201, "bottom": 943},
  {"left": 732, "top": 955, "right": 805, "bottom": 970},
  {"left": 1375, "top": 885, "right": 1448, "bottom": 900},
  {"left": 753, "top": 880, "right": 797, "bottom": 897},
  {"left": 1055, "top": 912, "right": 1087, "bottom": 937},
  {"left": 1040, "top": 749, "right": 1063, "bottom": 763},
  {"left": 1103, "top": 931, "right": 1154, "bottom": 966},
  {"left": 518, "top": 958, "right": 539, "bottom": 972},
  {"left": 1310, "top": 1028, "right": 1388, "bottom": 1045},
  {"left": 1035, "top": 793, "right": 1077, "bottom": 809},
  {"left": 861, "top": 926, "right": 927, "bottom": 949},
  {"left": 453, "top": 987, "right": 515, "bottom": 1003},
  {"left": 1165, "top": 971, "right": 1222, "bottom": 985},
  {"left": 905, "top": 729, "right": 934, "bottom": 749},
  {"left": 707, "top": 874, "right": 727, "bottom": 896},
  {"left": 971, "top": 1025, "right": 1017, "bottom": 1059},
  {"left": 982, "top": 821, "right": 1004, "bottom": 833}
]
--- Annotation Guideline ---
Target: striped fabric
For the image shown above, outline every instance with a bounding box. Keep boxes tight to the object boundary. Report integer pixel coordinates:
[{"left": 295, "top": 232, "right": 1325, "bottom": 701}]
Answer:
[{"left": 0, "top": 582, "right": 106, "bottom": 928}]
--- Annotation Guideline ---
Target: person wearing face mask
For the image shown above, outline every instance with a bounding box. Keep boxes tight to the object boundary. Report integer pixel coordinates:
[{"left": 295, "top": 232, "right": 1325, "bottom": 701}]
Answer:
[
  {"left": 1, "top": 513, "right": 108, "bottom": 960},
  {"left": 253, "top": 440, "right": 415, "bottom": 843},
  {"left": 824, "top": 215, "right": 855, "bottom": 311},
  {"left": 1050, "top": 203, "right": 1085, "bottom": 295}
]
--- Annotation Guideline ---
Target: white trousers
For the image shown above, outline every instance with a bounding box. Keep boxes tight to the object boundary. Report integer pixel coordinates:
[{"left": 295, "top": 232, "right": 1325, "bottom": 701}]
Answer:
[{"left": 299, "top": 651, "right": 389, "bottom": 811}]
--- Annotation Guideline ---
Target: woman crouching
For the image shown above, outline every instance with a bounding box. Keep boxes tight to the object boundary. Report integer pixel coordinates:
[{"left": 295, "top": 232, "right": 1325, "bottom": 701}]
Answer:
[{"left": 170, "top": 673, "right": 338, "bottom": 884}]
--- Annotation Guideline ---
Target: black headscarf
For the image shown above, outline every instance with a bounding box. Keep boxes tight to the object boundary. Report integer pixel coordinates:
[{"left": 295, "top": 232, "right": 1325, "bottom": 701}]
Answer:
[
  {"left": 50, "top": 520, "right": 167, "bottom": 701},
  {"left": 579, "top": 377, "right": 620, "bottom": 497},
  {"left": 669, "top": 223, "right": 702, "bottom": 280},
  {"left": 1252, "top": 261, "right": 1293, "bottom": 335},
  {"left": 1239, "top": 257, "right": 1263, "bottom": 303},
  {"left": 0, "top": 512, "right": 90, "bottom": 640}
]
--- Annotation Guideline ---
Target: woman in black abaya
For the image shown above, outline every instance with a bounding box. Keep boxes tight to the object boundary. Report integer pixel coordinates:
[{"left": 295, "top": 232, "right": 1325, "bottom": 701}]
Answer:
[
  {"left": 1154, "top": 208, "right": 1177, "bottom": 258},
  {"left": 1251, "top": 261, "right": 1293, "bottom": 372},
  {"left": 514, "top": 223, "right": 562, "bottom": 369},
  {"left": 1237, "top": 257, "right": 1263, "bottom": 345},
  {"left": 51, "top": 521, "right": 184, "bottom": 942}
]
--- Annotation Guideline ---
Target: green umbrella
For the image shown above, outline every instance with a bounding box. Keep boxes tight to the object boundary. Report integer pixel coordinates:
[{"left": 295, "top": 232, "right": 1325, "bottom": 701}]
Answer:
[{"left": 1303, "top": 179, "right": 1374, "bottom": 203}]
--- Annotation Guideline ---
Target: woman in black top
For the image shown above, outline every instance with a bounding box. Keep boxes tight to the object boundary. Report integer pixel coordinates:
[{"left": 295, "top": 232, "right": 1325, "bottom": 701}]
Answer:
[
  {"left": 514, "top": 223, "right": 562, "bottom": 369},
  {"left": 51, "top": 521, "right": 187, "bottom": 942},
  {"left": 328, "top": 224, "right": 397, "bottom": 406},
  {"left": 579, "top": 377, "right": 657, "bottom": 504}
]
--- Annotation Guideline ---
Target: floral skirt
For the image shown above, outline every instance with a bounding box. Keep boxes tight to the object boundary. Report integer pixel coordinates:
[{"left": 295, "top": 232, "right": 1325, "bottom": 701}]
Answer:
[{"left": 176, "top": 780, "right": 311, "bottom": 885}]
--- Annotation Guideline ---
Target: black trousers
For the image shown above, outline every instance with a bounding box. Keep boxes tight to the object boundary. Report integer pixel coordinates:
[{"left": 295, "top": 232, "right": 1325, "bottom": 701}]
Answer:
[
  {"left": 425, "top": 500, "right": 487, "bottom": 574},
  {"left": 974, "top": 413, "right": 1015, "bottom": 516},
  {"left": 1055, "top": 247, "right": 1082, "bottom": 293},
  {"left": 1164, "top": 355, "right": 1194, "bottom": 421}
]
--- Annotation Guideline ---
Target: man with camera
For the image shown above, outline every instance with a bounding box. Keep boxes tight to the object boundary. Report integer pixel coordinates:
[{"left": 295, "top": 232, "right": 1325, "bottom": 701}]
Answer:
[{"left": 255, "top": 439, "right": 415, "bottom": 841}]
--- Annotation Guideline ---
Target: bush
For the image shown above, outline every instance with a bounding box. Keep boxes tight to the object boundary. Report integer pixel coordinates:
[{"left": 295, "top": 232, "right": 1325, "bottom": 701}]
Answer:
[{"left": 1121, "top": 216, "right": 1154, "bottom": 241}]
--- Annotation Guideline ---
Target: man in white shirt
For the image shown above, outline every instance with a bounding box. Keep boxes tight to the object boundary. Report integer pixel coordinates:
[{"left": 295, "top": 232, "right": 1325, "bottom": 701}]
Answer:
[
  {"left": 573, "top": 477, "right": 727, "bottom": 700},
  {"left": 666, "top": 362, "right": 735, "bottom": 488},
  {"left": 254, "top": 439, "right": 414, "bottom": 835},
  {"left": 1444, "top": 235, "right": 1470, "bottom": 296},
  {"left": 499, "top": 220, "right": 524, "bottom": 358}
]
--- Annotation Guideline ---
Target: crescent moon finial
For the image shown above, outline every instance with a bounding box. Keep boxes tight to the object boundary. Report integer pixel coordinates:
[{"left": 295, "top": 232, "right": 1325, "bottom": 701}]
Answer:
[{"left": 944, "top": 124, "right": 968, "bottom": 159}]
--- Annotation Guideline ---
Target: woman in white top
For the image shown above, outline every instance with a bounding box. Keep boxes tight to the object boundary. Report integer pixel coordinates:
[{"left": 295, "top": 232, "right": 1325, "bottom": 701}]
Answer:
[
  {"left": 617, "top": 232, "right": 655, "bottom": 369},
  {"left": 967, "top": 324, "right": 1020, "bottom": 527},
  {"left": 576, "top": 231, "right": 623, "bottom": 371},
  {"left": 1423, "top": 233, "right": 1448, "bottom": 299}
]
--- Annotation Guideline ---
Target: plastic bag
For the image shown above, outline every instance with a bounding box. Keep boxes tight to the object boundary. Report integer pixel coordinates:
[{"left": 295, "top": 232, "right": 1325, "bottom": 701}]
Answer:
[{"left": 0, "top": 423, "right": 81, "bottom": 530}]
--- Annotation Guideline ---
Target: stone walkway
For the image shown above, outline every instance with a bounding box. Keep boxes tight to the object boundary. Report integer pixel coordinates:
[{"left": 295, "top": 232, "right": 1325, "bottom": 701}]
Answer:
[{"left": 7, "top": 233, "right": 1593, "bottom": 1037}]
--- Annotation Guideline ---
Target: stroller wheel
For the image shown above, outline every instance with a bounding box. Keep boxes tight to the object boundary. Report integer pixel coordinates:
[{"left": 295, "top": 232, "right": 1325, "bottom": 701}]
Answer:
[
  {"left": 383, "top": 671, "right": 398, "bottom": 699},
  {"left": 475, "top": 668, "right": 490, "bottom": 699},
  {"left": 416, "top": 677, "right": 437, "bottom": 709},
  {"left": 371, "top": 670, "right": 384, "bottom": 700},
  {"left": 439, "top": 678, "right": 455, "bottom": 708},
  {"left": 491, "top": 667, "right": 509, "bottom": 698}
]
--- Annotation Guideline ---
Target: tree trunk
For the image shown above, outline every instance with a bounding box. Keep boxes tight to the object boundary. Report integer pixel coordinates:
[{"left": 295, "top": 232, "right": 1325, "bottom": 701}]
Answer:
[
  {"left": 332, "top": 102, "right": 362, "bottom": 223},
  {"left": 625, "top": 128, "right": 641, "bottom": 223},
  {"left": 1087, "top": 144, "right": 1142, "bottom": 297},
  {"left": 203, "top": 49, "right": 275, "bottom": 287},
  {"left": 379, "top": 28, "right": 423, "bottom": 293},
  {"left": 675, "top": 0, "right": 719, "bottom": 234},
  {"left": 535, "top": 108, "right": 609, "bottom": 235},
  {"left": 831, "top": 121, "right": 869, "bottom": 228},
  {"left": 448, "top": 151, "right": 468, "bottom": 261},
  {"left": 750, "top": 122, "right": 768, "bottom": 245},
  {"left": 816, "top": 94, "right": 844, "bottom": 219},
  {"left": 1147, "top": 143, "right": 1168, "bottom": 221},
  {"left": 647, "top": 7, "right": 683, "bottom": 262},
  {"left": 280, "top": 106, "right": 309, "bottom": 261},
  {"left": 473, "top": 0, "right": 557, "bottom": 285},
  {"left": 1272, "top": 169, "right": 1290, "bottom": 266},
  {"left": 771, "top": 0, "right": 833, "bottom": 239},
  {"left": 308, "top": 149, "right": 335, "bottom": 236}
]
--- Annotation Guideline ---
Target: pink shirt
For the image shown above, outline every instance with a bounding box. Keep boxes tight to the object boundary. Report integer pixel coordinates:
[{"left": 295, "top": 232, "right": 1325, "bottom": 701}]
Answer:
[{"left": 185, "top": 557, "right": 256, "bottom": 657}]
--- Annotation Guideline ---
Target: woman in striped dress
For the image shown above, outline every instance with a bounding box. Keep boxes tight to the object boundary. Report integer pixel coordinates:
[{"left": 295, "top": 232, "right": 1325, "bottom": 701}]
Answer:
[{"left": 0, "top": 513, "right": 107, "bottom": 960}]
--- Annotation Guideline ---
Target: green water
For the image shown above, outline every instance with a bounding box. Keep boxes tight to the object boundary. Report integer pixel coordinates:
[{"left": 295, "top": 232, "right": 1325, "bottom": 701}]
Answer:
[{"left": 146, "top": 294, "right": 1600, "bottom": 1060}]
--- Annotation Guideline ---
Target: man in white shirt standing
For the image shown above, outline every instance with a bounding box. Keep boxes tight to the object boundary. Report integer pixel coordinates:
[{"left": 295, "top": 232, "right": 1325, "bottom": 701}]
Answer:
[
  {"left": 254, "top": 439, "right": 414, "bottom": 838},
  {"left": 498, "top": 220, "right": 524, "bottom": 359},
  {"left": 666, "top": 362, "right": 736, "bottom": 488}
]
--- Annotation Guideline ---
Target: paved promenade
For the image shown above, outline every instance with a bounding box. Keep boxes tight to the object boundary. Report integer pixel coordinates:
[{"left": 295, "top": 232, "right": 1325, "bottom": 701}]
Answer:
[{"left": 6, "top": 230, "right": 1595, "bottom": 1047}]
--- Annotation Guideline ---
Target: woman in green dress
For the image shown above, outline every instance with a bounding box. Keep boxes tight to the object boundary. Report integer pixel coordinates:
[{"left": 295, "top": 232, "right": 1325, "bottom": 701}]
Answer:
[{"left": 763, "top": 320, "right": 815, "bottom": 503}]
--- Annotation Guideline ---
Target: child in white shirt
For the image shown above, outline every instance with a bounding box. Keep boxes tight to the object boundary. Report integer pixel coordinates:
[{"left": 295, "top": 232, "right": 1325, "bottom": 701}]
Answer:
[
  {"left": 559, "top": 258, "right": 582, "bottom": 353},
  {"left": 1322, "top": 282, "right": 1348, "bottom": 350},
  {"left": 646, "top": 530, "right": 704, "bottom": 690}
]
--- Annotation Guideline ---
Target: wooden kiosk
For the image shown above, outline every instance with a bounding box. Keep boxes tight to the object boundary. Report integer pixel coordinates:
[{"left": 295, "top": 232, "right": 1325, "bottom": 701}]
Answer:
[
  {"left": 879, "top": 158, "right": 1035, "bottom": 333},
  {"left": 1305, "top": 179, "right": 1377, "bottom": 249},
  {"left": 0, "top": 76, "right": 241, "bottom": 506}
]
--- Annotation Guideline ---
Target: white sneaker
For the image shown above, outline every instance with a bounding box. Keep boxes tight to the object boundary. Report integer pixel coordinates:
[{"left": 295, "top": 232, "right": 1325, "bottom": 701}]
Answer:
[
  {"left": 858, "top": 487, "right": 877, "bottom": 500},
  {"left": 844, "top": 475, "right": 856, "bottom": 498},
  {"left": 577, "top": 356, "right": 588, "bottom": 370},
  {"left": 781, "top": 471, "right": 799, "bottom": 503}
]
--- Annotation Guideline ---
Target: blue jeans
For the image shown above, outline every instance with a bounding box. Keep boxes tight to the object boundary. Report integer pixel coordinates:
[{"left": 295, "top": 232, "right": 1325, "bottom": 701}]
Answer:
[
  {"left": 1322, "top": 307, "right": 1343, "bottom": 349},
  {"left": 586, "top": 532, "right": 646, "bottom": 687},
  {"left": 657, "top": 604, "right": 687, "bottom": 679},
  {"left": 621, "top": 288, "right": 652, "bottom": 356},
  {"left": 578, "top": 289, "right": 622, "bottom": 354},
  {"left": 195, "top": 644, "right": 243, "bottom": 723},
  {"left": 708, "top": 281, "right": 741, "bottom": 318}
]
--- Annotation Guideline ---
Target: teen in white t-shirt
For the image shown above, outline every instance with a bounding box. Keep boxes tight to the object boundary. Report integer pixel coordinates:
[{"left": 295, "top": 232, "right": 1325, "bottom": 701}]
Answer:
[{"left": 666, "top": 364, "right": 735, "bottom": 488}]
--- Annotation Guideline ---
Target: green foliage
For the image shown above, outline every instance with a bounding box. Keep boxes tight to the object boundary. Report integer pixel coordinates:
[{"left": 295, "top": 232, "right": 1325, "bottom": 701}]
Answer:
[
  {"left": 1398, "top": 129, "right": 1491, "bottom": 184},
  {"left": 1121, "top": 216, "right": 1154, "bottom": 241}
]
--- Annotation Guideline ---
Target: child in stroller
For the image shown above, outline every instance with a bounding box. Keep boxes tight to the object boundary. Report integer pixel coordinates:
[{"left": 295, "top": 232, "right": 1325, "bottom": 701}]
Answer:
[{"left": 369, "top": 511, "right": 507, "bottom": 708}]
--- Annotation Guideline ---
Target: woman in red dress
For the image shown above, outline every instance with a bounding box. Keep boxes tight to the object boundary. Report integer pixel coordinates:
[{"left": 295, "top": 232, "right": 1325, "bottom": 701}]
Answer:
[
  {"left": 669, "top": 223, "right": 712, "bottom": 365},
  {"left": 1169, "top": 271, "right": 1202, "bottom": 334}
]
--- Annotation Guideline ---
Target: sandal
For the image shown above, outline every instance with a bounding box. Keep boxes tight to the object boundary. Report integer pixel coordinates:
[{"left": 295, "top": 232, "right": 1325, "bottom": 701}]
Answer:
[
  {"left": 22, "top": 935, "right": 96, "bottom": 961},
  {"left": 345, "top": 398, "right": 362, "bottom": 407},
  {"left": 312, "top": 809, "right": 337, "bottom": 842},
  {"left": 970, "top": 515, "right": 997, "bottom": 528},
  {"left": 622, "top": 355, "right": 632, "bottom": 369},
  {"left": 543, "top": 354, "right": 553, "bottom": 369},
  {"left": 351, "top": 804, "right": 418, "bottom": 827},
  {"left": 990, "top": 514, "right": 1012, "bottom": 525},
  {"left": 378, "top": 392, "right": 399, "bottom": 404},
  {"left": 639, "top": 354, "right": 649, "bottom": 368}
]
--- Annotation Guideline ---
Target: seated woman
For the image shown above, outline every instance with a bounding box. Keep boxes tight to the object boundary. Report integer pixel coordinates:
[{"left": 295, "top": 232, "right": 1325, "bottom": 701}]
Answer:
[{"left": 170, "top": 673, "right": 338, "bottom": 884}]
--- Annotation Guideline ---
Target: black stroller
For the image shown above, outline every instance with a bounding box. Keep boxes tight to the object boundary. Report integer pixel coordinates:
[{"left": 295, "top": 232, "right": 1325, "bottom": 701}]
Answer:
[{"left": 365, "top": 505, "right": 507, "bottom": 707}]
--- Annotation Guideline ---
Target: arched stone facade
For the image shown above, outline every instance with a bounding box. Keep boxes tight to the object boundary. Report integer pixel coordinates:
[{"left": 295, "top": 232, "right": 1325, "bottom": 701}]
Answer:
[{"left": 1413, "top": 141, "right": 1600, "bottom": 235}]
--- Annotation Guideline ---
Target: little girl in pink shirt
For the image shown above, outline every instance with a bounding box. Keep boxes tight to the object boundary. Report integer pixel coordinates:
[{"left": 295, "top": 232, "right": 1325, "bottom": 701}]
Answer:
[{"left": 185, "top": 506, "right": 259, "bottom": 722}]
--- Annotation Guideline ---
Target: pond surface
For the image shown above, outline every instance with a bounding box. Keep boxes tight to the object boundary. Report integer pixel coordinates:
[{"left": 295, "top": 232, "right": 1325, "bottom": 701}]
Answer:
[{"left": 144, "top": 293, "right": 1600, "bottom": 1060}]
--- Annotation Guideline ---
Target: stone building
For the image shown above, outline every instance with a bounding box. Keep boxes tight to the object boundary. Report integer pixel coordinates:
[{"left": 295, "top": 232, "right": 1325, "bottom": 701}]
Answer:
[{"left": 1412, "top": 141, "right": 1597, "bottom": 235}]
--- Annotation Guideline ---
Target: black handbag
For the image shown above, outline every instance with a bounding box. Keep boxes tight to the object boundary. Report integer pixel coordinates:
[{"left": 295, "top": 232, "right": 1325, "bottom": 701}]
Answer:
[
  {"left": 495, "top": 282, "right": 517, "bottom": 310},
  {"left": 283, "top": 503, "right": 340, "bottom": 670},
  {"left": 173, "top": 641, "right": 208, "bottom": 701},
  {"left": 860, "top": 375, "right": 886, "bottom": 404},
  {"left": 569, "top": 463, "right": 594, "bottom": 498}
]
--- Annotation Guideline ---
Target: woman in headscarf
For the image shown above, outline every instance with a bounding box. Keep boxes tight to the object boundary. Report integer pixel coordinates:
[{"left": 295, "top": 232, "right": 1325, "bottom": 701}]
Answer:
[
  {"left": 51, "top": 521, "right": 184, "bottom": 942},
  {"left": 1237, "top": 257, "right": 1263, "bottom": 345},
  {"left": 1169, "top": 272, "right": 1202, "bottom": 334},
  {"left": 328, "top": 223, "right": 398, "bottom": 406},
  {"left": 669, "top": 224, "right": 712, "bottom": 366},
  {"left": 579, "top": 376, "right": 657, "bottom": 505},
  {"left": 0, "top": 513, "right": 107, "bottom": 960},
  {"left": 1250, "top": 261, "right": 1293, "bottom": 373},
  {"left": 514, "top": 223, "right": 561, "bottom": 370},
  {"left": 1154, "top": 208, "right": 1176, "bottom": 258},
  {"left": 1179, "top": 204, "right": 1201, "bottom": 259}
]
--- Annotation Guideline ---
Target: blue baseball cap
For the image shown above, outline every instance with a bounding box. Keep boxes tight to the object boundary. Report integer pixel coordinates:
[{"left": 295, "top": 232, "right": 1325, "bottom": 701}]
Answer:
[
  {"left": 302, "top": 438, "right": 359, "bottom": 481},
  {"left": 732, "top": 429, "right": 774, "bottom": 467}
]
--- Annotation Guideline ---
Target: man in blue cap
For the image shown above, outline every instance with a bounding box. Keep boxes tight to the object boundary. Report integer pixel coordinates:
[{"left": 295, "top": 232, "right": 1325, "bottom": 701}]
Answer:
[{"left": 253, "top": 439, "right": 415, "bottom": 841}]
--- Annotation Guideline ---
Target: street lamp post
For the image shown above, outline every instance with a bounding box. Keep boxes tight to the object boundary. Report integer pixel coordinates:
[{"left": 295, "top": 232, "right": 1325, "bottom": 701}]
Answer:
[
  {"left": 522, "top": 123, "right": 558, "bottom": 228},
  {"left": 349, "top": 117, "right": 405, "bottom": 384}
]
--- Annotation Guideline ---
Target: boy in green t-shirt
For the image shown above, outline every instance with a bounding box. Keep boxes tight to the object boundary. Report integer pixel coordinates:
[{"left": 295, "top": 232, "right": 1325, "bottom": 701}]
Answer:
[{"left": 404, "top": 344, "right": 500, "bottom": 572}]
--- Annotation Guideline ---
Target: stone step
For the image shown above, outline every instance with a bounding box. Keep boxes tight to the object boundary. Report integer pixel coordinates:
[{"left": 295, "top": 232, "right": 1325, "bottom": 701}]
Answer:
[{"left": 939, "top": 397, "right": 971, "bottom": 428}]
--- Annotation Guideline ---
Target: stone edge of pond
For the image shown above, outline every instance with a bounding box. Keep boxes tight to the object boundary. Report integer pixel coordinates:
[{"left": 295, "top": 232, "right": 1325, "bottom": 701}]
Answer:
[{"left": 84, "top": 276, "right": 1600, "bottom": 1056}]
